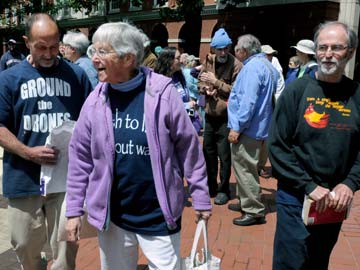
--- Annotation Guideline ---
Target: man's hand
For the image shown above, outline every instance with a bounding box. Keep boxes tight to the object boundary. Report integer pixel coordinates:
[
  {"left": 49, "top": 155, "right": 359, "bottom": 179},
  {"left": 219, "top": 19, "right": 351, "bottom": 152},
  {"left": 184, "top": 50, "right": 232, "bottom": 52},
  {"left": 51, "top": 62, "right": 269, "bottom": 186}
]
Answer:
[
  {"left": 329, "top": 184, "right": 353, "bottom": 212},
  {"left": 195, "top": 210, "right": 212, "bottom": 223},
  {"left": 66, "top": 216, "right": 82, "bottom": 242},
  {"left": 228, "top": 130, "right": 240, "bottom": 144},
  {"left": 25, "top": 146, "right": 59, "bottom": 165},
  {"left": 199, "top": 71, "right": 217, "bottom": 85},
  {"left": 309, "top": 186, "right": 330, "bottom": 213},
  {"left": 205, "top": 86, "right": 217, "bottom": 96},
  {"left": 188, "top": 100, "right": 197, "bottom": 109}
]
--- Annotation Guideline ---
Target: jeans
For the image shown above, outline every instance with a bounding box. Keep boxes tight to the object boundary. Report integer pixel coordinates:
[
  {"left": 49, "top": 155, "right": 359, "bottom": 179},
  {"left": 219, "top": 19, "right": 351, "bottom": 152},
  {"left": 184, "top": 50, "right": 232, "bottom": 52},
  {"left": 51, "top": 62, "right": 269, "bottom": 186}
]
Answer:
[
  {"left": 273, "top": 198, "right": 342, "bottom": 270},
  {"left": 203, "top": 114, "right": 231, "bottom": 196}
]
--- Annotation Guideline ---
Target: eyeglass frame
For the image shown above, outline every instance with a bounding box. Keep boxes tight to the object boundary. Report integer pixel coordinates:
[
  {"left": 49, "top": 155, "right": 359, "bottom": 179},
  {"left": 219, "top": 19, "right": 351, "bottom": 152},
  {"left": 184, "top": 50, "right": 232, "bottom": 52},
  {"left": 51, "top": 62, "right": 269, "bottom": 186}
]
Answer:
[
  {"left": 63, "top": 44, "right": 75, "bottom": 51},
  {"left": 87, "top": 45, "right": 119, "bottom": 59},
  {"left": 316, "top": 44, "right": 349, "bottom": 53}
]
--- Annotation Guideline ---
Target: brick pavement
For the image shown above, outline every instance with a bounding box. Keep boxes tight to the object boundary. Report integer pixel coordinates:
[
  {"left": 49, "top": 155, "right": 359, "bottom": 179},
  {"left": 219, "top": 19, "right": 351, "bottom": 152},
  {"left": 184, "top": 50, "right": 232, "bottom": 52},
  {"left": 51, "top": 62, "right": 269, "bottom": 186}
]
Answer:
[
  {"left": 70, "top": 175, "right": 360, "bottom": 270},
  {"left": 0, "top": 146, "right": 360, "bottom": 269}
]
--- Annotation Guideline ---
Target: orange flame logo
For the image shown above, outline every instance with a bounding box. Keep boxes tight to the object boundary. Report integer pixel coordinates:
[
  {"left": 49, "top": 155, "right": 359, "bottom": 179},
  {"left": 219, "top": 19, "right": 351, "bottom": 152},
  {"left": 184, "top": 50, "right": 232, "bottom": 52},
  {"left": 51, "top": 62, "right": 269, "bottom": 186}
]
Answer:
[{"left": 303, "top": 103, "right": 329, "bottom": 129}]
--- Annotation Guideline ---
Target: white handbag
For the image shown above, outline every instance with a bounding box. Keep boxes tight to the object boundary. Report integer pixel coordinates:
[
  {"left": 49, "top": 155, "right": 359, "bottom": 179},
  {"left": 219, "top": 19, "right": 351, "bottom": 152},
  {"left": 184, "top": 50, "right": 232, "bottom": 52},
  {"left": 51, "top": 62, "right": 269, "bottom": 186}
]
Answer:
[{"left": 182, "top": 219, "right": 221, "bottom": 270}]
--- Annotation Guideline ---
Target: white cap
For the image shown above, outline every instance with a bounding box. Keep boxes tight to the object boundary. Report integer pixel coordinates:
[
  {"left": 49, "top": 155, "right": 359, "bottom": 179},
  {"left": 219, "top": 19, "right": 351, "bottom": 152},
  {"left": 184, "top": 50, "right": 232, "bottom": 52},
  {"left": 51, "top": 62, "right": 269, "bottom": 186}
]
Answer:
[
  {"left": 8, "top": 39, "right": 16, "bottom": 44},
  {"left": 291, "top": 39, "right": 315, "bottom": 55},
  {"left": 261, "top": 45, "right": 277, "bottom": 55}
]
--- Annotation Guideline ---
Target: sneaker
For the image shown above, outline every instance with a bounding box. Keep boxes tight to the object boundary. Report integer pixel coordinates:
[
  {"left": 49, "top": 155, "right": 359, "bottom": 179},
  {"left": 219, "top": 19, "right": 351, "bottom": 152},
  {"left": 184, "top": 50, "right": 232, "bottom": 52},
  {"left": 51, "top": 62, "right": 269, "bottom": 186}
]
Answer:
[{"left": 214, "top": 192, "right": 229, "bottom": 205}]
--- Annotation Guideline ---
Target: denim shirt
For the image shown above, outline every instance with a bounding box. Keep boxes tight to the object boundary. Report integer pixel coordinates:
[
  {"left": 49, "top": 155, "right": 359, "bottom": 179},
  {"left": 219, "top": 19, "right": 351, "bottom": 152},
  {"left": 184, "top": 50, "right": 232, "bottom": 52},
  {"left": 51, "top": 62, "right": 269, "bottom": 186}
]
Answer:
[
  {"left": 75, "top": 56, "right": 98, "bottom": 89},
  {"left": 228, "top": 53, "right": 278, "bottom": 140}
]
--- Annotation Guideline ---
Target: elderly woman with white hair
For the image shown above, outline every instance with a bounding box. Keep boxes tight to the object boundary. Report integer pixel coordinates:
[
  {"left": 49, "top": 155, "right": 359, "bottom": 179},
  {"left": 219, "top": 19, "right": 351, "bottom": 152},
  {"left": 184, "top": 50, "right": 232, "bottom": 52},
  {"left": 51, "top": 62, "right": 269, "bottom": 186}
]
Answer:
[
  {"left": 62, "top": 31, "right": 98, "bottom": 88},
  {"left": 65, "top": 22, "right": 211, "bottom": 270}
]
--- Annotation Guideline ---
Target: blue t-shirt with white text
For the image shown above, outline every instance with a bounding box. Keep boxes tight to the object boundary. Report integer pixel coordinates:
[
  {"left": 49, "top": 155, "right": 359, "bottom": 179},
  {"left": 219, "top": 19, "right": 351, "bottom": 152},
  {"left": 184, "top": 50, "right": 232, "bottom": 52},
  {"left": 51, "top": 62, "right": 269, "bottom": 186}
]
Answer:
[
  {"left": 0, "top": 58, "right": 92, "bottom": 197},
  {"left": 109, "top": 81, "right": 181, "bottom": 236}
]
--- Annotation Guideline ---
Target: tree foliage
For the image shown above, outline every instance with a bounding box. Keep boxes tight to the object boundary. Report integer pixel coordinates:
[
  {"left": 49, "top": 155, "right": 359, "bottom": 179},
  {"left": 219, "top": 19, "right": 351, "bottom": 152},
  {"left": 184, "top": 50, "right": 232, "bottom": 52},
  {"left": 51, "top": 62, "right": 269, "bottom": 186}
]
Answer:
[
  {"left": 0, "top": 0, "right": 19, "bottom": 13},
  {"left": 159, "top": 0, "right": 204, "bottom": 21},
  {"left": 1, "top": 0, "right": 61, "bottom": 19},
  {"left": 219, "top": 0, "right": 250, "bottom": 9},
  {"left": 62, "top": 0, "right": 99, "bottom": 15},
  {"left": 0, "top": 0, "right": 205, "bottom": 25},
  {"left": 63, "top": 0, "right": 204, "bottom": 19}
]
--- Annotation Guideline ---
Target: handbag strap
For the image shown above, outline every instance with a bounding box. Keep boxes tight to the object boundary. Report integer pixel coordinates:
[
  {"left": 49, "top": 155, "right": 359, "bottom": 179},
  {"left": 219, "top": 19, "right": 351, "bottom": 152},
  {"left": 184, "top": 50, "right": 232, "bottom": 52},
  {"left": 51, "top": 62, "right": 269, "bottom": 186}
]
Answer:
[{"left": 190, "top": 219, "right": 210, "bottom": 265}]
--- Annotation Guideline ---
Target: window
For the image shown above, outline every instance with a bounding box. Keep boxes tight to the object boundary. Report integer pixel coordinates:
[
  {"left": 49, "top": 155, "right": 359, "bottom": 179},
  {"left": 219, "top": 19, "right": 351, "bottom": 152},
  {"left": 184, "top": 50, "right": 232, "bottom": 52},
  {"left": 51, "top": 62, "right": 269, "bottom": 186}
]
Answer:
[
  {"left": 129, "top": 1, "right": 142, "bottom": 11},
  {"left": 109, "top": 0, "right": 120, "bottom": 12}
]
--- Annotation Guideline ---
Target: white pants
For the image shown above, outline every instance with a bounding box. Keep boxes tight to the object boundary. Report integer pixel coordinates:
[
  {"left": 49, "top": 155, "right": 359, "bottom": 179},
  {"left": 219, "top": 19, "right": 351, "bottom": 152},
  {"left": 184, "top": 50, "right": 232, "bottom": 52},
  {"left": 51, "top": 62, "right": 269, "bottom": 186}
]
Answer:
[{"left": 98, "top": 222, "right": 181, "bottom": 270}]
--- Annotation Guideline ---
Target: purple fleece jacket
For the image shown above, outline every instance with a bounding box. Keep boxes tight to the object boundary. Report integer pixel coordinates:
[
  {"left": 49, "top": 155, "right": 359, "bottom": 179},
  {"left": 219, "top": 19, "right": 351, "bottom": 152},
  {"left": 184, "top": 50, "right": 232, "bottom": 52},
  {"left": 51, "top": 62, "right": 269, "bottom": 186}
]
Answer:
[{"left": 66, "top": 67, "right": 211, "bottom": 231}]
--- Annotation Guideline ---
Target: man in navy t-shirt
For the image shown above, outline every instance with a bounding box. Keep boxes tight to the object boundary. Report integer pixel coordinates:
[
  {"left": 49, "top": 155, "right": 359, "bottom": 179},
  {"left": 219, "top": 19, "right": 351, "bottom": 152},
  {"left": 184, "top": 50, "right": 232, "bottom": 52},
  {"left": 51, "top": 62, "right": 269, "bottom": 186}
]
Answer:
[
  {"left": 0, "top": 39, "right": 25, "bottom": 71},
  {"left": 0, "top": 13, "right": 92, "bottom": 270}
]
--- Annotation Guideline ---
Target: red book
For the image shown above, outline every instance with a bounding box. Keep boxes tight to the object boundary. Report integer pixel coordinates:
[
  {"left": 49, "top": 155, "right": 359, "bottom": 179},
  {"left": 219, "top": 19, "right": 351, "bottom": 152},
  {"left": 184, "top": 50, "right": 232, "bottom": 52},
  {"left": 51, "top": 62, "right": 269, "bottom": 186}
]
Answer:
[{"left": 301, "top": 195, "right": 351, "bottom": 225}]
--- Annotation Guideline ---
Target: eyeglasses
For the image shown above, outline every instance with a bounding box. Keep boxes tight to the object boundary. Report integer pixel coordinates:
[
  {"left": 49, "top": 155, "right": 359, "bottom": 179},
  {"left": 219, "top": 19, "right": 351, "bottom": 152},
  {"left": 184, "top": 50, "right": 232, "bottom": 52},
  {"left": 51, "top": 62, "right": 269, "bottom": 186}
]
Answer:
[
  {"left": 87, "top": 45, "right": 117, "bottom": 58},
  {"left": 317, "top": 44, "right": 348, "bottom": 53}
]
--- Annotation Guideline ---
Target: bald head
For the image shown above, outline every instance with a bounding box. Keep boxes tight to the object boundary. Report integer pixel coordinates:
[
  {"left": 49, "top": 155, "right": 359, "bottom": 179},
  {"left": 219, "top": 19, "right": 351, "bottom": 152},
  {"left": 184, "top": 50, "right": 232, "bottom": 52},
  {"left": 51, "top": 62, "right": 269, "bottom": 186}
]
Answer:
[
  {"left": 23, "top": 13, "right": 60, "bottom": 68},
  {"left": 25, "top": 13, "right": 59, "bottom": 41}
]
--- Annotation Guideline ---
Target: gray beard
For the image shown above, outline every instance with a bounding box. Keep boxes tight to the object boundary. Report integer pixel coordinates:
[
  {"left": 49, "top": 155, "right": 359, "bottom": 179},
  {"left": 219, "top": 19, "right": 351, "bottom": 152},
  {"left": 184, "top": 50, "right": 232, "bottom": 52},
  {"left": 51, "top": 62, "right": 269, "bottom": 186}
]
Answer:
[
  {"left": 319, "top": 57, "right": 347, "bottom": 76},
  {"left": 320, "top": 64, "right": 337, "bottom": 75},
  {"left": 217, "top": 55, "right": 228, "bottom": 63}
]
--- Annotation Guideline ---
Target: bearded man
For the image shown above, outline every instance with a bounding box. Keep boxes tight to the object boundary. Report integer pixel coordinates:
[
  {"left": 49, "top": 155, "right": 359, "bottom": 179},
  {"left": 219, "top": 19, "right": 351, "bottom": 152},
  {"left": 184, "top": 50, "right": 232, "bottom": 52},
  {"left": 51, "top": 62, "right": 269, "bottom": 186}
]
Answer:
[
  {"left": 268, "top": 21, "right": 360, "bottom": 270},
  {"left": 193, "top": 28, "right": 242, "bottom": 205}
]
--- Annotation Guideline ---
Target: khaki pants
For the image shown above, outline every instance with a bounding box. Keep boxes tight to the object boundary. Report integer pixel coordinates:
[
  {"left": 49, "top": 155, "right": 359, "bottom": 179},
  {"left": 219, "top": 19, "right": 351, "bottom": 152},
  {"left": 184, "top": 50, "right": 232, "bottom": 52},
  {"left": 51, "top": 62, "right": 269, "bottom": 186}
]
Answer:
[
  {"left": 8, "top": 192, "right": 78, "bottom": 270},
  {"left": 231, "top": 134, "right": 266, "bottom": 216}
]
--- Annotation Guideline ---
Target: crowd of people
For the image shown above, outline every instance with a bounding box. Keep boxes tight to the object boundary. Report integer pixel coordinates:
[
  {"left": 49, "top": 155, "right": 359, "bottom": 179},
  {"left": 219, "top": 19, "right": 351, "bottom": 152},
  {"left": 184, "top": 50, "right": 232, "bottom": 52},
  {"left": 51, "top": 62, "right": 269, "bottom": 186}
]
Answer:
[{"left": 0, "top": 11, "right": 359, "bottom": 270}]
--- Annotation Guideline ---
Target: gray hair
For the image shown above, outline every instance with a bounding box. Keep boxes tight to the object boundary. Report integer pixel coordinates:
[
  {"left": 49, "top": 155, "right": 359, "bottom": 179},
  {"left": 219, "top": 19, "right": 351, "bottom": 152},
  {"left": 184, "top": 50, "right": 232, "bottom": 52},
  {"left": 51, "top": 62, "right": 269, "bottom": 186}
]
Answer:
[
  {"left": 235, "top": 34, "right": 262, "bottom": 56},
  {"left": 63, "top": 31, "right": 90, "bottom": 55},
  {"left": 92, "top": 22, "right": 144, "bottom": 67},
  {"left": 140, "top": 31, "right": 151, "bottom": 48},
  {"left": 186, "top": 55, "right": 199, "bottom": 68},
  {"left": 314, "top": 21, "right": 358, "bottom": 49}
]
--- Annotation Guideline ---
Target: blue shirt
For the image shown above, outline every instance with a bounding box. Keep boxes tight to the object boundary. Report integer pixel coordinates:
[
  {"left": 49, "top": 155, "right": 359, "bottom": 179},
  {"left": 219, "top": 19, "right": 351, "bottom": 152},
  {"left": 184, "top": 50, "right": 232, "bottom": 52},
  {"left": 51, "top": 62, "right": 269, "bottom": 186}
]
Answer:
[
  {"left": 182, "top": 67, "right": 199, "bottom": 100},
  {"left": 285, "top": 67, "right": 299, "bottom": 86},
  {"left": 228, "top": 53, "right": 278, "bottom": 140},
  {"left": 0, "top": 58, "right": 92, "bottom": 197},
  {"left": 109, "top": 81, "right": 181, "bottom": 235},
  {"left": 75, "top": 56, "right": 98, "bottom": 89}
]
